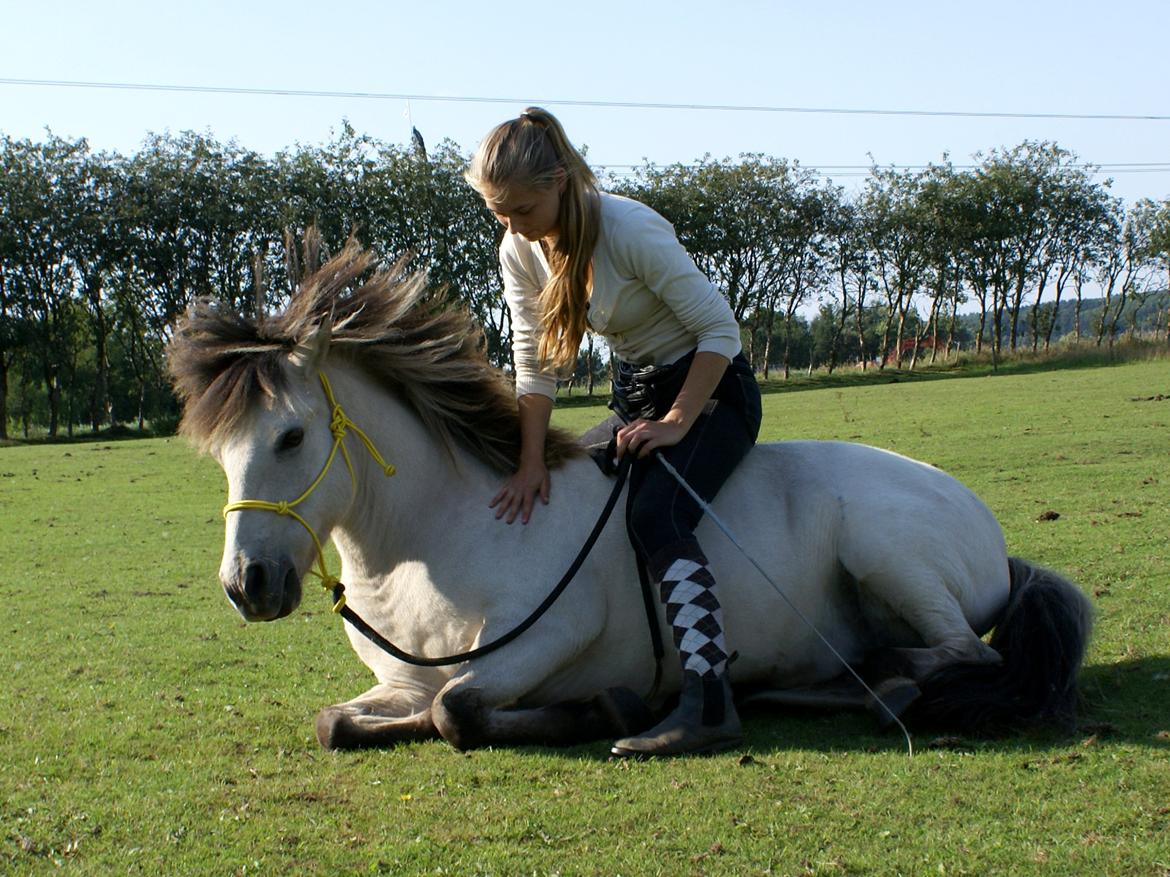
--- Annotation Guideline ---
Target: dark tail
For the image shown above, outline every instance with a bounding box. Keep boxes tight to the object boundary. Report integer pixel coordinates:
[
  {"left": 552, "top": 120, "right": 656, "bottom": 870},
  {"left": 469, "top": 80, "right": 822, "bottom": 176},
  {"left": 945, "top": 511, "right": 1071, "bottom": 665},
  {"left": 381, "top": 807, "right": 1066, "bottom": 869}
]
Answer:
[{"left": 912, "top": 557, "right": 1094, "bottom": 733}]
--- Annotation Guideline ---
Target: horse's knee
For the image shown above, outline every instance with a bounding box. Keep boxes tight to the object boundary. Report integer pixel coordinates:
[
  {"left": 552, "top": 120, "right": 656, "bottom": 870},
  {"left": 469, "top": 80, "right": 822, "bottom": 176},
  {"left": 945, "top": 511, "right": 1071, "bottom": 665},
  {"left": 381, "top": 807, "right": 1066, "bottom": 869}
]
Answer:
[{"left": 431, "top": 685, "right": 488, "bottom": 751}]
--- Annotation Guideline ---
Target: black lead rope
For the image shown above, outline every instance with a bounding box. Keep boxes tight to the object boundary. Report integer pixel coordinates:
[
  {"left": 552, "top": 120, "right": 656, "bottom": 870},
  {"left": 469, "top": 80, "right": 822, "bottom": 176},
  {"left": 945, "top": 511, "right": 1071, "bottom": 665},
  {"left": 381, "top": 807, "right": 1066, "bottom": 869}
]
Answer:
[{"left": 332, "top": 451, "right": 664, "bottom": 670}]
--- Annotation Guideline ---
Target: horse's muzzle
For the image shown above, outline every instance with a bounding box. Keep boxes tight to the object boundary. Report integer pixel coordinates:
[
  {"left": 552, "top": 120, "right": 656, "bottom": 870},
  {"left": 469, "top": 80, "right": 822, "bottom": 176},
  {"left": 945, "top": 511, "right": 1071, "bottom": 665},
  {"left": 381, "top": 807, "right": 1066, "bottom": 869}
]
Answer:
[{"left": 222, "top": 556, "right": 303, "bottom": 621}]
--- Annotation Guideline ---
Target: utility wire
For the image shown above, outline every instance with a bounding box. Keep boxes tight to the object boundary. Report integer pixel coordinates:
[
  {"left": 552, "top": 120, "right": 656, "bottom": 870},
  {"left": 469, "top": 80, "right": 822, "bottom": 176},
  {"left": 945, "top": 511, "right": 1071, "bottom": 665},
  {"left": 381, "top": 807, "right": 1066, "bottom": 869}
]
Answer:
[{"left": 3, "top": 77, "right": 1169, "bottom": 122}]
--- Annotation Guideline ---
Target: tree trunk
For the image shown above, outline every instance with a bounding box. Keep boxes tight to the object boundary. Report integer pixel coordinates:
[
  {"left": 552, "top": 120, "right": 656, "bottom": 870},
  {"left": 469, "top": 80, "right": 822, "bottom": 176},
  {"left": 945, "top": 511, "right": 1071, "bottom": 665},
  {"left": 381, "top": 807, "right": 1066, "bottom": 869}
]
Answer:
[
  {"left": 46, "top": 369, "right": 60, "bottom": 439},
  {"left": 879, "top": 307, "right": 896, "bottom": 369},
  {"left": 944, "top": 289, "right": 958, "bottom": 361},
  {"left": 1008, "top": 278, "right": 1026, "bottom": 352},
  {"left": 1028, "top": 272, "right": 1049, "bottom": 353},
  {"left": 92, "top": 323, "right": 112, "bottom": 432},
  {"left": 855, "top": 303, "right": 868, "bottom": 369},
  {"left": 0, "top": 363, "right": 8, "bottom": 441},
  {"left": 1073, "top": 276, "right": 1084, "bottom": 342},
  {"left": 586, "top": 335, "right": 596, "bottom": 396}
]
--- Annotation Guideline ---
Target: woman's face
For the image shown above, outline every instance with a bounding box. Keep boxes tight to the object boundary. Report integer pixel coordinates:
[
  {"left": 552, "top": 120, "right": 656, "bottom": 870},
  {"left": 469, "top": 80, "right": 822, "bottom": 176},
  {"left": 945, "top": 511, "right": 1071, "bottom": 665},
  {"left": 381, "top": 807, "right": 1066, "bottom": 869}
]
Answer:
[{"left": 484, "top": 181, "right": 563, "bottom": 243}]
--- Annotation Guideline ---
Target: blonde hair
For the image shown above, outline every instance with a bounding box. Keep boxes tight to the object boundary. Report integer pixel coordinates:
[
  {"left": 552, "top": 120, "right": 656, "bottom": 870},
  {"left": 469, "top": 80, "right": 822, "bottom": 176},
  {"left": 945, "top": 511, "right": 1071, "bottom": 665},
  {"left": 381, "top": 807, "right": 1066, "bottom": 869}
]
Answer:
[{"left": 466, "top": 107, "right": 599, "bottom": 372}]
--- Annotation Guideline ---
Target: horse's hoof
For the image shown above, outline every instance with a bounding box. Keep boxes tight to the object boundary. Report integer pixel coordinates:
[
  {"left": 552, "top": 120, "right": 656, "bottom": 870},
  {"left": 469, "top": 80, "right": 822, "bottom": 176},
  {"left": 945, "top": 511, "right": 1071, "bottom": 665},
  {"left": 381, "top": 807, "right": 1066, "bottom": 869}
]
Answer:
[
  {"left": 316, "top": 707, "right": 357, "bottom": 750},
  {"left": 867, "top": 677, "right": 920, "bottom": 728},
  {"left": 431, "top": 686, "right": 487, "bottom": 751}
]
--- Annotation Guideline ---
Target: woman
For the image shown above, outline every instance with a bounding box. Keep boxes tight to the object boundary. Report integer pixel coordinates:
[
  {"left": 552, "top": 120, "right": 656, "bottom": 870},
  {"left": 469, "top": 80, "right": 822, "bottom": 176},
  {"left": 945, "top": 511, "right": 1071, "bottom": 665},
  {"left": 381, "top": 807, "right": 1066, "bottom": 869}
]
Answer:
[{"left": 465, "top": 107, "right": 762, "bottom": 757}]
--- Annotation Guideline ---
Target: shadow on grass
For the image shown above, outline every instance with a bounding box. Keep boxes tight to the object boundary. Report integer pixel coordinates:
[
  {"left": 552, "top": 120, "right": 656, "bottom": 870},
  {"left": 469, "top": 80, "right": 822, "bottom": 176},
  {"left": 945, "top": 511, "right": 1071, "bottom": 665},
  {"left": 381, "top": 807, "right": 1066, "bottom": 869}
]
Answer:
[
  {"left": 490, "top": 656, "right": 1170, "bottom": 764},
  {"left": 1077, "top": 655, "right": 1170, "bottom": 740}
]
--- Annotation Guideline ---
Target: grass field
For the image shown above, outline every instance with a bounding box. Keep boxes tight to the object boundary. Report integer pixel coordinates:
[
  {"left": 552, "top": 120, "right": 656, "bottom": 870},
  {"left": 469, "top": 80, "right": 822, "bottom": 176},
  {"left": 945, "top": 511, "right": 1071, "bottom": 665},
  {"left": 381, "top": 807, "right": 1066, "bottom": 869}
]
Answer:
[{"left": 2, "top": 360, "right": 1168, "bottom": 875}]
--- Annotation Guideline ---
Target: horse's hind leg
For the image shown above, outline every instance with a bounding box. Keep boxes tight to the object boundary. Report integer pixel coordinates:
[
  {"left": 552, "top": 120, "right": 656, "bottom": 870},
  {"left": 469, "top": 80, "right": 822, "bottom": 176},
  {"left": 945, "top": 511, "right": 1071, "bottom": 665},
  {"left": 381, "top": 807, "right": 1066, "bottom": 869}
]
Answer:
[
  {"left": 859, "top": 571, "right": 1003, "bottom": 684},
  {"left": 740, "top": 678, "right": 870, "bottom": 711},
  {"left": 870, "top": 637, "right": 1001, "bottom": 682},
  {"left": 316, "top": 684, "right": 439, "bottom": 750},
  {"left": 740, "top": 674, "right": 922, "bottom": 728}
]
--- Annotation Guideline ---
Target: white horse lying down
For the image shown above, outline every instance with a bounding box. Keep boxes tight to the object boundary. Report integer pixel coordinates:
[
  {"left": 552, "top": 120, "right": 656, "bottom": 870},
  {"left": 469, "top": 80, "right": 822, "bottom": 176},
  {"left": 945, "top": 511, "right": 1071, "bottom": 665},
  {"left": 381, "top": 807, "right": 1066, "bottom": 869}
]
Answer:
[{"left": 168, "top": 242, "right": 1092, "bottom": 751}]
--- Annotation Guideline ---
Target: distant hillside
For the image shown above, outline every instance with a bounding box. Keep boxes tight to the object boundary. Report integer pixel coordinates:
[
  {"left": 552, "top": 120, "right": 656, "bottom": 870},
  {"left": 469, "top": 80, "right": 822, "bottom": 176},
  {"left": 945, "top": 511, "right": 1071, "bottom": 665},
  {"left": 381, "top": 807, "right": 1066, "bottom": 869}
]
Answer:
[{"left": 957, "top": 289, "right": 1169, "bottom": 343}]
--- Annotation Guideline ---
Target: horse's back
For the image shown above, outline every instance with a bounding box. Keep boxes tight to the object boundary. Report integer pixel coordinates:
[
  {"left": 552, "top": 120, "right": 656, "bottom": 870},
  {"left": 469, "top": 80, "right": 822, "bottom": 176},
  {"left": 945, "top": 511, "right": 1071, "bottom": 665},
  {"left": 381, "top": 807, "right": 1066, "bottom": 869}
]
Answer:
[{"left": 712, "top": 441, "right": 1010, "bottom": 650}]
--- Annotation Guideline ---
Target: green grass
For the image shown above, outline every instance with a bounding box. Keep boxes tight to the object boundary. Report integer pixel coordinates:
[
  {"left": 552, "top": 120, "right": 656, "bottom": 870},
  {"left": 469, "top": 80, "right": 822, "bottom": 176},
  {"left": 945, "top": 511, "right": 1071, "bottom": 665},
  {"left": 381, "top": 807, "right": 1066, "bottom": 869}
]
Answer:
[{"left": 3, "top": 361, "right": 1169, "bottom": 875}]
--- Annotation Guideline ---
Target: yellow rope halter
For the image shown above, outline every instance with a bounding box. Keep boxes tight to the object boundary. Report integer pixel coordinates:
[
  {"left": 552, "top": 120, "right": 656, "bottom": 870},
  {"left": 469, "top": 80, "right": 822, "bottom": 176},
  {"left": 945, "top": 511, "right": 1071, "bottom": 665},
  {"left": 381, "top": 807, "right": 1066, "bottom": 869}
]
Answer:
[{"left": 221, "top": 371, "right": 395, "bottom": 612}]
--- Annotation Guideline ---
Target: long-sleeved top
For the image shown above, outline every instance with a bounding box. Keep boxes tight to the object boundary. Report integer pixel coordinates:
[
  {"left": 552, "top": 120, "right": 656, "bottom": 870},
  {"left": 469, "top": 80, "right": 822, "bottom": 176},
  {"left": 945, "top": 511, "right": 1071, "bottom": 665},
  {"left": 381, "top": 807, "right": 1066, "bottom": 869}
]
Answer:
[{"left": 500, "top": 192, "right": 742, "bottom": 399}]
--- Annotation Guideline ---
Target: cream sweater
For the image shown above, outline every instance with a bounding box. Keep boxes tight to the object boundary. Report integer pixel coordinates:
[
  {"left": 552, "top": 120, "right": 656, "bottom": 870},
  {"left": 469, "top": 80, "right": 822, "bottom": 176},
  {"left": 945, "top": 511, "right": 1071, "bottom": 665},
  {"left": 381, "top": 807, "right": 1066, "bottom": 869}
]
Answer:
[{"left": 500, "top": 192, "right": 742, "bottom": 399}]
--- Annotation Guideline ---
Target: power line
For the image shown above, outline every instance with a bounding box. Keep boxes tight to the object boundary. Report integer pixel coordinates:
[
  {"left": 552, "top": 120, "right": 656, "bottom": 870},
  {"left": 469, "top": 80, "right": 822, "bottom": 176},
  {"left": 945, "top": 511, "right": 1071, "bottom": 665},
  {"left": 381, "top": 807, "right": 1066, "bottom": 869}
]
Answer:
[{"left": 3, "top": 77, "right": 1170, "bottom": 122}]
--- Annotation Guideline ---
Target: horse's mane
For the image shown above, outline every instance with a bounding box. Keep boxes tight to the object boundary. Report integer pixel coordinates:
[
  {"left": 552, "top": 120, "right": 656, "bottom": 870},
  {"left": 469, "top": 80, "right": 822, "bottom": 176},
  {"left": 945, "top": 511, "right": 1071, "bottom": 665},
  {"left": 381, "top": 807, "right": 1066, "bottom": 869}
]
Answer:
[{"left": 167, "top": 237, "right": 583, "bottom": 472}]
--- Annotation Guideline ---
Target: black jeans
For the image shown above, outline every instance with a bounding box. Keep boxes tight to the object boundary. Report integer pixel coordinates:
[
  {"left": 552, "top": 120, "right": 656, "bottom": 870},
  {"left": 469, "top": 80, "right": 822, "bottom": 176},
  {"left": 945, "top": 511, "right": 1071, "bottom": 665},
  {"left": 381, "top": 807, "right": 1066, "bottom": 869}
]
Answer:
[{"left": 613, "top": 352, "right": 762, "bottom": 574}]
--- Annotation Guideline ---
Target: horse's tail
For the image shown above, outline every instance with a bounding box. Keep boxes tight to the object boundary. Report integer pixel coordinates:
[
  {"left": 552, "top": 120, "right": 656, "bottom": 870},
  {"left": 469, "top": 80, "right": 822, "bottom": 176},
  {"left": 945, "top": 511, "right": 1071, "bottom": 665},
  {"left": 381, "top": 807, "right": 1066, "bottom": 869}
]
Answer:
[{"left": 912, "top": 557, "right": 1094, "bottom": 733}]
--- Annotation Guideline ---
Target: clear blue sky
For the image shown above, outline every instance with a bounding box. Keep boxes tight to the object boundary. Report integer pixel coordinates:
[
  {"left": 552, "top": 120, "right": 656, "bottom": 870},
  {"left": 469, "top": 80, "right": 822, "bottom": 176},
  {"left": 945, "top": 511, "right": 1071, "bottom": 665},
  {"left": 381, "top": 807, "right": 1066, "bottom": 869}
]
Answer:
[{"left": 2, "top": 0, "right": 1168, "bottom": 204}]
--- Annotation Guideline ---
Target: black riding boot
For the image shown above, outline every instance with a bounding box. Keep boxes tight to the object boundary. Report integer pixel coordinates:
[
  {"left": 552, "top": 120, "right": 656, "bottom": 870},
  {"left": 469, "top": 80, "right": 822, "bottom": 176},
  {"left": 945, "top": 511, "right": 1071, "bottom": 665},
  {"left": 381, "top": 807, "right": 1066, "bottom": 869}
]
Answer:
[
  {"left": 611, "top": 549, "right": 741, "bottom": 757},
  {"left": 611, "top": 669, "right": 741, "bottom": 757}
]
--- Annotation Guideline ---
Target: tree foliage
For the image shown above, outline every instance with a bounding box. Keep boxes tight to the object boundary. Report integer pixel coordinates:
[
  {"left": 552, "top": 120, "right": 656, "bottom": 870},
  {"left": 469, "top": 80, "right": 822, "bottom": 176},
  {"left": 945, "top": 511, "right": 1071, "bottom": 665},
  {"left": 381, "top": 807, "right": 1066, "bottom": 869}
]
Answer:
[{"left": 1, "top": 128, "right": 1166, "bottom": 438}]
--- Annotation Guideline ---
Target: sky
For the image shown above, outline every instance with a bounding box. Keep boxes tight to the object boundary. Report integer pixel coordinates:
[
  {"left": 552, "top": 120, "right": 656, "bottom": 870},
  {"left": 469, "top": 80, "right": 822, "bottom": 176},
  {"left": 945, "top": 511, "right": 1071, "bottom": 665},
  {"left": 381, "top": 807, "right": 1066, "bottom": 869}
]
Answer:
[{"left": 2, "top": 0, "right": 1168, "bottom": 205}]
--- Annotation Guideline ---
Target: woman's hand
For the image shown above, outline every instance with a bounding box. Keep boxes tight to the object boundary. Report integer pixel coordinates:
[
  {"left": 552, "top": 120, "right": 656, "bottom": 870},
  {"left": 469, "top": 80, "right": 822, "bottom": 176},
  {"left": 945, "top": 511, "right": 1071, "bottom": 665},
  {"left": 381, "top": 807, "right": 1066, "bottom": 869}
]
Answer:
[
  {"left": 490, "top": 392, "right": 554, "bottom": 524},
  {"left": 490, "top": 458, "right": 550, "bottom": 524},
  {"left": 614, "top": 416, "right": 689, "bottom": 460},
  {"left": 615, "top": 351, "right": 731, "bottom": 460}
]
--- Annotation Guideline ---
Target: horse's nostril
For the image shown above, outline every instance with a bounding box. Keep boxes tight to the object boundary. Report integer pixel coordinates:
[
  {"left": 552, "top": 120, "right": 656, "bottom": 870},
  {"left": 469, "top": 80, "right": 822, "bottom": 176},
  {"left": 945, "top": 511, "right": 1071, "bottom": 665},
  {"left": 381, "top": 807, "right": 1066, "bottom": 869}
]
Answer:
[{"left": 243, "top": 561, "right": 268, "bottom": 603}]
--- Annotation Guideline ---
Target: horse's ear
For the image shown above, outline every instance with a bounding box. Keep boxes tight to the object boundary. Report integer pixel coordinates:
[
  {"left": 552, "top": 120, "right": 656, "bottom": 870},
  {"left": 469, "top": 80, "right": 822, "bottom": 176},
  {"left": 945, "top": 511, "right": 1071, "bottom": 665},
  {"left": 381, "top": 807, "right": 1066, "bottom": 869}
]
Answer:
[{"left": 289, "top": 317, "right": 332, "bottom": 374}]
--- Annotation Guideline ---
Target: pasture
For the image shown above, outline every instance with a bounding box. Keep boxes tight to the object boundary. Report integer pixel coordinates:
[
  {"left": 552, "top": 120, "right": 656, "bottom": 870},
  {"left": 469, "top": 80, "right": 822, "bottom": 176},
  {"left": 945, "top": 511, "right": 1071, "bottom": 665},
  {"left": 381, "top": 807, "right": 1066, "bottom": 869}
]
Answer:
[{"left": 2, "top": 360, "right": 1168, "bottom": 876}]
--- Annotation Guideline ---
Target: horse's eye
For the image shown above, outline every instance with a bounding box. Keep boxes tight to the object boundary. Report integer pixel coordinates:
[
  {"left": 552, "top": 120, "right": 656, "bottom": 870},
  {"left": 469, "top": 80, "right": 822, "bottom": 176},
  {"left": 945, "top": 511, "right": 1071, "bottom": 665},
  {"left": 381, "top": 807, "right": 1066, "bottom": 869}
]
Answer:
[{"left": 278, "top": 428, "right": 304, "bottom": 453}]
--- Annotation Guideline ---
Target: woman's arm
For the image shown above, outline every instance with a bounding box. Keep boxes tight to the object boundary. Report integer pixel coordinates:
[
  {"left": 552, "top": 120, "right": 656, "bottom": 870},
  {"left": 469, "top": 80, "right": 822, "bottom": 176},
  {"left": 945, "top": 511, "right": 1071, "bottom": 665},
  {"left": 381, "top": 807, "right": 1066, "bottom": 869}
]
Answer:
[{"left": 489, "top": 392, "right": 554, "bottom": 524}]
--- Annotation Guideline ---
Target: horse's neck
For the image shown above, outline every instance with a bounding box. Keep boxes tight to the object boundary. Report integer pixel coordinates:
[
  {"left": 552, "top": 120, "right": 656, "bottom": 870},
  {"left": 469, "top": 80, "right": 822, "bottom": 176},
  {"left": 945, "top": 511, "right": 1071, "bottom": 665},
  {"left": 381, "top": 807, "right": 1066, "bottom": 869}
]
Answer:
[
  {"left": 323, "top": 369, "right": 523, "bottom": 590},
  {"left": 320, "top": 368, "right": 624, "bottom": 630}
]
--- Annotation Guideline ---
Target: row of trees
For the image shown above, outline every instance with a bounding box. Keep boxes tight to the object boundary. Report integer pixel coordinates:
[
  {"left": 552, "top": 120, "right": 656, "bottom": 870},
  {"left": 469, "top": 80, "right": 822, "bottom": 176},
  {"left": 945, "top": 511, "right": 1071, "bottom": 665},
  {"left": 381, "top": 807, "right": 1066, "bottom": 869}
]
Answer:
[
  {"left": 2, "top": 126, "right": 1169, "bottom": 438},
  {"left": 622, "top": 147, "right": 1170, "bottom": 378}
]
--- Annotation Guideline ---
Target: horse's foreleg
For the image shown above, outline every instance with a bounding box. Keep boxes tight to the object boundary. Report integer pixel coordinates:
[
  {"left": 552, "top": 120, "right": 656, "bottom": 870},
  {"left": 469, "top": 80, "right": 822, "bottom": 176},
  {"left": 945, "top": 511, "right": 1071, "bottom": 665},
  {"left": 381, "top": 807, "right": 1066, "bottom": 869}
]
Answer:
[
  {"left": 430, "top": 680, "right": 653, "bottom": 751},
  {"left": 316, "top": 683, "right": 439, "bottom": 750}
]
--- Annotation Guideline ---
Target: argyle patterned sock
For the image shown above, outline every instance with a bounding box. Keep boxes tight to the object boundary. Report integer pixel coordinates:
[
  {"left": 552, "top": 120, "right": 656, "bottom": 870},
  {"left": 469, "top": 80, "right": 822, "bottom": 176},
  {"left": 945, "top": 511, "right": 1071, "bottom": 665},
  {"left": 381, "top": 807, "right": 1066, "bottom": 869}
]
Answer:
[{"left": 658, "top": 557, "right": 729, "bottom": 679}]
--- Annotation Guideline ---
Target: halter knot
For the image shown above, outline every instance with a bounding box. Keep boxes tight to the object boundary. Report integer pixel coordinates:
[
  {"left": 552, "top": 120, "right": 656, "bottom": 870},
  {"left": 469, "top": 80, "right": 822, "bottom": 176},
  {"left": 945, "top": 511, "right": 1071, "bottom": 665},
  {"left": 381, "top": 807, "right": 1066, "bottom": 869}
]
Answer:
[{"left": 329, "top": 405, "right": 348, "bottom": 440}]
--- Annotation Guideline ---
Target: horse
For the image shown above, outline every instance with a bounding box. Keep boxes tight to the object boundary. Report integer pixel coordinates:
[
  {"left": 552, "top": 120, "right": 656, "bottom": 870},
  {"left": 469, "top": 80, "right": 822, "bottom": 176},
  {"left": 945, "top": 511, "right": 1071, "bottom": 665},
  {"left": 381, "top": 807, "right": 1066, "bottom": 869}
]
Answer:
[{"left": 167, "top": 240, "right": 1093, "bottom": 752}]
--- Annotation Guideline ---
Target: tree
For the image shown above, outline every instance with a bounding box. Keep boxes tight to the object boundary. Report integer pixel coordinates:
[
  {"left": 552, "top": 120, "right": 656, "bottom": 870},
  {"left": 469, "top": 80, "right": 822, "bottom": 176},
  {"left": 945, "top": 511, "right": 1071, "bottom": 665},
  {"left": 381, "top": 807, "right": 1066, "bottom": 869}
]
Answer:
[
  {"left": 616, "top": 155, "right": 834, "bottom": 377},
  {"left": 0, "top": 133, "right": 93, "bottom": 437},
  {"left": 1035, "top": 176, "right": 1113, "bottom": 351},
  {"left": 818, "top": 200, "right": 874, "bottom": 372},
  {"left": 862, "top": 166, "right": 932, "bottom": 368},
  {"left": 1129, "top": 198, "right": 1170, "bottom": 343}
]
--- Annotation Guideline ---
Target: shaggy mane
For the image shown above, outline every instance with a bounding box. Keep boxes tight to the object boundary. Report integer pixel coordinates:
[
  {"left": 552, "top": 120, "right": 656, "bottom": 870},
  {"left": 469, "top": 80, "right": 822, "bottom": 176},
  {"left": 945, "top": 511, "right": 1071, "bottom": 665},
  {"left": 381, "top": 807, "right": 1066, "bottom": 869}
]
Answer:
[{"left": 167, "top": 238, "right": 583, "bottom": 472}]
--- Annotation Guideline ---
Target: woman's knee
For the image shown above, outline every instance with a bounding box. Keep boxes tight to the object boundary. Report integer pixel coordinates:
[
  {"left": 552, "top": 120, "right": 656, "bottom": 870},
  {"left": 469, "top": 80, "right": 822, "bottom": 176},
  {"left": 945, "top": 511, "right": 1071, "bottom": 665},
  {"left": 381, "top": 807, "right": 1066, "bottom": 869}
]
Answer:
[{"left": 628, "top": 489, "right": 700, "bottom": 560}]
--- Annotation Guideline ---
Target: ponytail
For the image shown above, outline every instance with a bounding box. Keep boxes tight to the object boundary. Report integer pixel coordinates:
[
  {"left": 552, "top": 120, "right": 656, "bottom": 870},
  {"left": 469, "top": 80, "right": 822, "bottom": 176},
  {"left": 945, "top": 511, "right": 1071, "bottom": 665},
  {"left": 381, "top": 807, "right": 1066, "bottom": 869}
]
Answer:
[{"left": 466, "top": 107, "right": 599, "bottom": 373}]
